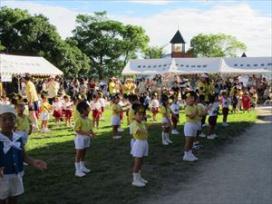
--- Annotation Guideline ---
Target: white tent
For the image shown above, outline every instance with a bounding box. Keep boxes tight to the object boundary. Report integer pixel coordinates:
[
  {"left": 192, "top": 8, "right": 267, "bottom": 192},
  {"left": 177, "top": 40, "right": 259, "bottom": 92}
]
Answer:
[
  {"left": 122, "top": 57, "right": 272, "bottom": 75},
  {"left": 0, "top": 54, "right": 63, "bottom": 81},
  {"left": 221, "top": 57, "right": 272, "bottom": 74}
]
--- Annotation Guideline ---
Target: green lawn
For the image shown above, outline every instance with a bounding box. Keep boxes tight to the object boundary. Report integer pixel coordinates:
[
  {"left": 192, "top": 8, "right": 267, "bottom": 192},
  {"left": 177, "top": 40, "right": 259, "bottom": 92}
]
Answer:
[{"left": 21, "top": 107, "right": 257, "bottom": 204}]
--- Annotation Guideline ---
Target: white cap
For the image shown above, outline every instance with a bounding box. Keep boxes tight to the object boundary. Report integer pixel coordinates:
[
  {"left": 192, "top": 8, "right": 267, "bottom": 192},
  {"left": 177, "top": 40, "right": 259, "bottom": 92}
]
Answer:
[
  {"left": 201, "top": 73, "right": 209, "bottom": 78},
  {"left": 0, "top": 105, "right": 17, "bottom": 116}
]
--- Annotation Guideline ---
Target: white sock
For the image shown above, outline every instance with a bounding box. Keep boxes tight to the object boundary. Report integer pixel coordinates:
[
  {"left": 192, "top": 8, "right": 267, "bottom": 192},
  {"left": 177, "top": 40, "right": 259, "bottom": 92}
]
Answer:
[
  {"left": 75, "top": 163, "right": 80, "bottom": 171},
  {"left": 80, "top": 161, "right": 85, "bottom": 170}
]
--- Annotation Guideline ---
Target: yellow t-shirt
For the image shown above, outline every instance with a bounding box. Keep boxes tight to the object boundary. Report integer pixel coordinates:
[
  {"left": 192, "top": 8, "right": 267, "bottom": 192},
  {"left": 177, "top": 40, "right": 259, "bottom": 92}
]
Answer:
[
  {"left": 26, "top": 81, "right": 39, "bottom": 102},
  {"left": 160, "top": 105, "right": 171, "bottom": 118},
  {"left": 16, "top": 115, "right": 31, "bottom": 131},
  {"left": 112, "top": 103, "right": 121, "bottom": 116},
  {"left": 196, "top": 103, "right": 205, "bottom": 122},
  {"left": 41, "top": 102, "right": 52, "bottom": 113},
  {"left": 74, "top": 116, "right": 93, "bottom": 133},
  {"left": 132, "top": 120, "right": 148, "bottom": 140},
  {"left": 185, "top": 105, "right": 198, "bottom": 123},
  {"left": 128, "top": 107, "right": 135, "bottom": 122},
  {"left": 73, "top": 106, "right": 80, "bottom": 122},
  {"left": 109, "top": 81, "right": 116, "bottom": 94}
]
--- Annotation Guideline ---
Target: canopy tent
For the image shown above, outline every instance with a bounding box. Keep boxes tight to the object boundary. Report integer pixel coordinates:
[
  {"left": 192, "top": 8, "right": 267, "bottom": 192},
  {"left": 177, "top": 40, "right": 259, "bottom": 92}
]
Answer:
[
  {"left": 122, "top": 57, "right": 272, "bottom": 75},
  {"left": 221, "top": 57, "right": 272, "bottom": 74},
  {"left": 0, "top": 54, "right": 63, "bottom": 81}
]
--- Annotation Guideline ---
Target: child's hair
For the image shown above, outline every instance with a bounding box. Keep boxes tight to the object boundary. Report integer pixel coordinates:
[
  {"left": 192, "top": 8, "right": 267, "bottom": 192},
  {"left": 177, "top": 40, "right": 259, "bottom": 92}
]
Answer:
[
  {"left": 132, "top": 103, "right": 145, "bottom": 114},
  {"left": 92, "top": 94, "right": 97, "bottom": 99},
  {"left": 161, "top": 94, "right": 169, "bottom": 110},
  {"left": 128, "top": 94, "right": 138, "bottom": 104},
  {"left": 63, "top": 95, "right": 70, "bottom": 100},
  {"left": 41, "top": 91, "right": 49, "bottom": 99},
  {"left": 76, "top": 101, "right": 89, "bottom": 114}
]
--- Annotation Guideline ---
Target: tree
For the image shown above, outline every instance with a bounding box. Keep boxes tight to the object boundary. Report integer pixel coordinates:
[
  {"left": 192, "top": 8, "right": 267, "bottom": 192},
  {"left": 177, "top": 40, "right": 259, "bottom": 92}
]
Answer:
[
  {"left": 142, "top": 45, "right": 167, "bottom": 59},
  {"left": 188, "top": 33, "right": 247, "bottom": 57},
  {"left": 72, "top": 11, "right": 149, "bottom": 79},
  {"left": 0, "top": 7, "right": 90, "bottom": 77}
]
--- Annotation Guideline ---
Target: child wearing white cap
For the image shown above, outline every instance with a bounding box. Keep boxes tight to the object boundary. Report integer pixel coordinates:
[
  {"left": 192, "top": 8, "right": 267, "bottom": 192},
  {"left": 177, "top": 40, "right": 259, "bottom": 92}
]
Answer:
[{"left": 0, "top": 105, "right": 47, "bottom": 204}]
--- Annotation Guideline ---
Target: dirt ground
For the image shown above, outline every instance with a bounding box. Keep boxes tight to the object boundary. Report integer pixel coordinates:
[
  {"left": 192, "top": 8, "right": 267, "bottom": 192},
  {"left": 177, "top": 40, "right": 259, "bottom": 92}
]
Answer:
[{"left": 136, "top": 105, "right": 272, "bottom": 204}]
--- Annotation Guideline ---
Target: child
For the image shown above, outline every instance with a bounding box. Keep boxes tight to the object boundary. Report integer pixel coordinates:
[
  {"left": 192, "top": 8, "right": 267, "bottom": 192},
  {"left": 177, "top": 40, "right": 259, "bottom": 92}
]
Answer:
[
  {"left": 231, "top": 90, "right": 239, "bottom": 113},
  {"left": 98, "top": 92, "right": 106, "bottom": 120},
  {"left": 89, "top": 94, "right": 102, "bottom": 129},
  {"left": 14, "top": 99, "right": 32, "bottom": 145},
  {"left": 207, "top": 94, "right": 220, "bottom": 139},
  {"left": 40, "top": 93, "right": 53, "bottom": 133},
  {"left": 118, "top": 96, "right": 130, "bottom": 132},
  {"left": 160, "top": 95, "right": 173, "bottom": 145},
  {"left": 74, "top": 101, "right": 96, "bottom": 177},
  {"left": 242, "top": 91, "right": 251, "bottom": 112},
  {"left": 131, "top": 104, "right": 159, "bottom": 187},
  {"left": 150, "top": 94, "right": 159, "bottom": 121},
  {"left": 52, "top": 95, "right": 63, "bottom": 125},
  {"left": 183, "top": 92, "right": 199, "bottom": 161},
  {"left": 63, "top": 95, "right": 73, "bottom": 127},
  {"left": 1, "top": 95, "right": 10, "bottom": 105},
  {"left": 111, "top": 95, "right": 122, "bottom": 139},
  {"left": 193, "top": 94, "right": 206, "bottom": 149},
  {"left": 221, "top": 91, "right": 231, "bottom": 126},
  {"left": 170, "top": 96, "right": 180, "bottom": 135},
  {"left": 0, "top": 105, "right": 47, "bottom": 204}
]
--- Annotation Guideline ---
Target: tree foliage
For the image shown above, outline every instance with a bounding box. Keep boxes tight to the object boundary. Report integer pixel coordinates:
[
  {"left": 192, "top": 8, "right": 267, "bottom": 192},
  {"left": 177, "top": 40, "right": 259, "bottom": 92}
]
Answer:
[
  {"left": 0, "top": 6, "right": 90, "bottom": 78},
  {"left": 71, "top": 11, "right": 150, "bottom": 79},
  {"left": 142, "top": 45, "right": 167, "bottom": 59},
  {"left": 188, "top": 33, "right": 247, "bottom": 57}
]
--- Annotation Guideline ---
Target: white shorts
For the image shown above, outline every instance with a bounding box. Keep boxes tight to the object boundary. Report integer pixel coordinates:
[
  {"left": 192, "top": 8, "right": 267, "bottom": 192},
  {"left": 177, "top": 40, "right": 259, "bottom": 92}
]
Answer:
[
  {"left": 196, "top": 122, "right": 202, "bottom": 131},
  {"left": 111, "top": 115, "right": 120, "bottom": 126},
  {"left": 162, "top": 117, "right": 170, "bottom": 127},
  {"left": 184, "top": 122, "right": 198, "bottom": 137},
  {"left": 130, "top": 138, "right": 135, "bottom": 155},
  {"left": 131, "top": 139, "right": 149, "bottom": 158},
  {"left": 16, "top": 130, "right": 28, "bottom": 144},
  {"left": 74, "top": 135, "right": 90, "bottom": 149},
  {"left": 0, "top": 174, "right": 24, "bottom": 200},
  {"left": 40, "top": 112, "right": 50, "bottom": 120},
  {"left": 129, "top": 123, "right": 134, "bottom": 135}
]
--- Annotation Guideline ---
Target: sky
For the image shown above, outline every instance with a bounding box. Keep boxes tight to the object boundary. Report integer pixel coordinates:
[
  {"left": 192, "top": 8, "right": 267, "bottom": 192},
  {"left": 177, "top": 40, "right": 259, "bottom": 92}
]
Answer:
[{"left": 1, "top": 0, "right": 272, "bottom": 57}]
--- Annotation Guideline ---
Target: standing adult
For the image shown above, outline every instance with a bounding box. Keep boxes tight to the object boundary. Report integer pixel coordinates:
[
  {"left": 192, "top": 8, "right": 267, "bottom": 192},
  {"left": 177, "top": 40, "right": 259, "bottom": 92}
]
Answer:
[
  {"left": 46, "top": 75, "right": 60, "bottom": 105},
  {"left": 25, "top": 73, "right": 39, "bottom": 129}
]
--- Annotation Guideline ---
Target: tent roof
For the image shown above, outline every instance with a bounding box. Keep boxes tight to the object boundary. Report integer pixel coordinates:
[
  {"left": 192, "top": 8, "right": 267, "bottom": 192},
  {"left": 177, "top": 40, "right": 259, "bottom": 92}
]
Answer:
[
  {"left": 122, "top": 57, "right": 272, "bottom": 75},
  {"left": 0, "top": 54, "right": 63, "bottom": 76}
]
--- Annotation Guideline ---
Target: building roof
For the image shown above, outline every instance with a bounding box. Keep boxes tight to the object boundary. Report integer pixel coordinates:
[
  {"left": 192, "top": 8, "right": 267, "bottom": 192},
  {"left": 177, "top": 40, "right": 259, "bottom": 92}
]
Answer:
[
  {"left": 170, "top": 30, "right": 186, "bottom": 44},
  {"left": 241, "top": 52, "right": 247, "bottom": 57}
]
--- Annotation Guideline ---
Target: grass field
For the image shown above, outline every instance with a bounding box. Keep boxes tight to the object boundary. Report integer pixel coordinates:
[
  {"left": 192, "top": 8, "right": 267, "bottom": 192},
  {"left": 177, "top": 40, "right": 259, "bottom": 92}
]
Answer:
[{"left": 21, "top": 107, "right": 257, "bottom": 204}]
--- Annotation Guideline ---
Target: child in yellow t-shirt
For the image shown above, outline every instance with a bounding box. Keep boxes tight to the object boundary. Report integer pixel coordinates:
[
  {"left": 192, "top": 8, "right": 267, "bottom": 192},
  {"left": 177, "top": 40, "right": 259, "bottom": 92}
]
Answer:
[
  {"left": 40, "top": 93, "right": 53, "bottom": 133},
  {"left": 74, "top": 101, "right": 96, "bottom": 177},
  {"left": 111, "top": 95, "right": 122, "bottom": 139},
  {"left": 183, "top": 91, "right": 199, "bottom": 162},
  {"left": 160, "top": 95, "right": 173, "bottom": 145},
  {"left": 14, "top": 98, "right": 32, "bottom": 145},
  {"left": 131, "top": 104, "right": 160, "bottom": 187}
]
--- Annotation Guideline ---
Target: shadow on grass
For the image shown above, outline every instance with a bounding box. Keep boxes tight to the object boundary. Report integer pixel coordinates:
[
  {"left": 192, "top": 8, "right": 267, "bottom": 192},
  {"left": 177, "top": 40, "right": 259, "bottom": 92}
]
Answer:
[{"left": 21, "top": 113, "right": 258, "bottom": 204}]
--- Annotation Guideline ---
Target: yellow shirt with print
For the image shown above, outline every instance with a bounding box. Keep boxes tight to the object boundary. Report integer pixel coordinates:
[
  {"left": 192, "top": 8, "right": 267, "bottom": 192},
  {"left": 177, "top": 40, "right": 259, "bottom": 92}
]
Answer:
[
  {"left": 112, "top": 103, "right": 121, "bottom": 116},
  {"left": 41, "top": 102, "right": 52, "bottom": 113},
  {"left": 132, "top": 120, "right": 148, "bottom": 140},
  {"left": 74, "top": 116, "right": 93, "bottom": 133},
  {"left": 185, "top": 105, "right": 198, "bottom": 123},
  {"left": 26, "top": 81, "right": 38, "bottom": 102},
  {"left": 16, "top": 115, "right": 32, "bottom": 131},
  {"left": 109, "top": 81, "right": 116, "bottom": 94},
  {"left": 160, "top": 105, "right": 171, "bottom": 117}
]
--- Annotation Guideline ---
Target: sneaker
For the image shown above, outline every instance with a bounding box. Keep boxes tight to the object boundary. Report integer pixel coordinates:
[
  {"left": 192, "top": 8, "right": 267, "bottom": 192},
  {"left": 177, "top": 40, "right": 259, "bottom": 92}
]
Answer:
[
  {"left": 199, "top": 132, "right": 206, "bottom": 138},
  {"left": 183, "top": 154, "right": 196, "bottom": 162},
  {"left": 75, "top": 171, "right": 86, "bottom": 177},
  {"left": 81, "top": 166, "right": 91, "bottom": 173},
  {"left": 212, "top": 134, "right": 218, "bottom": 138},
  {"left": 118, "top": 128, "right": 124, "bottom": 132},
  {"left": 190, "top": 153, "right": 199, "bottom": 161},
  {"left": 192, "top": 143, "right": 201, "bottom": 150},
  {"left": 222, "top": 123, "right": 229, "bottom": 127},
  {"left": 207, "top": 135, "right": 215, "bottom": 140},
  {"left": 202, "top": 123, "right": 208, "bottom": 127},
  {"left": 40, "top": 128, "right": 46, "bottom": 133},
  {"left": 132, "top": 180, "right": 146, "bottom": 187},
  {"left": 113, "top": 135, "right": 122, "bottom": 139},
  {"left": 171, "top": 129, "right": 180, "bottom": 135}
]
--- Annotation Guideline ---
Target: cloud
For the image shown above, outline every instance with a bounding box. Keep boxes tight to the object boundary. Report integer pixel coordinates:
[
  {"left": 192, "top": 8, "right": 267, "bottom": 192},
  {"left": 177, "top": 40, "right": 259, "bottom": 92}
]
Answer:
[
  {"left": 126, "top": 0, "right": 175, "bottom": 5},
  {"left": 1, "top": 1, "right": 271, "bottom": 57}
]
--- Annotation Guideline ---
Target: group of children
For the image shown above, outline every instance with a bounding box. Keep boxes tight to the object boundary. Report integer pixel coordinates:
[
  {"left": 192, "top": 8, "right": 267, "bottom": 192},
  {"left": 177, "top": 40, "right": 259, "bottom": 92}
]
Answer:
[{"left": 0, "top": 85, "right": 254, "bottom": 204}]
